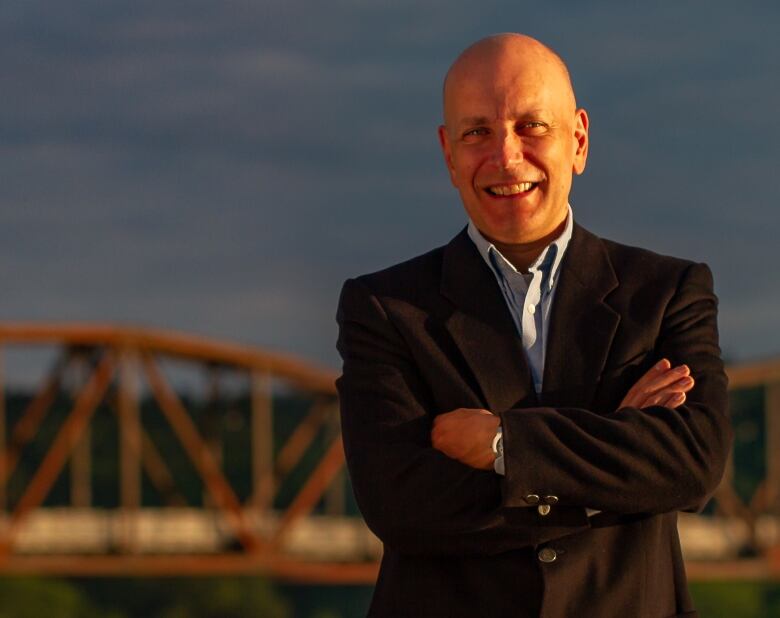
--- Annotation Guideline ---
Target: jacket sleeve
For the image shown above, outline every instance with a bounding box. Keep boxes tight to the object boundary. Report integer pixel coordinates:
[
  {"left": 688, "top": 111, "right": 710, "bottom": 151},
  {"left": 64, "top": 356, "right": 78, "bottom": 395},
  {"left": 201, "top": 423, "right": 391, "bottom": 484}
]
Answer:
[
  {"left": 500, "top": 262, "right": 733, "bottom": 515},
  {"left": 336, "top": 277, "right": 590, "bottom": 556}
]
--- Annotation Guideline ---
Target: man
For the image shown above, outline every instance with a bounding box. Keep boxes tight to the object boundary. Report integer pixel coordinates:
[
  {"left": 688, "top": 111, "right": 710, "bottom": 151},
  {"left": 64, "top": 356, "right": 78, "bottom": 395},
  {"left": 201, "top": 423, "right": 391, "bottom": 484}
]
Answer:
[{"left": 336, "top": 33, "right": 731, "bottom": 618}]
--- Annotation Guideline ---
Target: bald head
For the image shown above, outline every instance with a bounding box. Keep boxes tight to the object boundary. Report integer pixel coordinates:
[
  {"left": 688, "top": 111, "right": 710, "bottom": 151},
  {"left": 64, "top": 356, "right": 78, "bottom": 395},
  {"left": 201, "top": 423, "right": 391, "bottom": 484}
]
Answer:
[
  {"left": 442, "top": 34, "right": 576, "bottom": 128},
  {"left": 436, "top": 33, "right": 589, "bottom": 247}
]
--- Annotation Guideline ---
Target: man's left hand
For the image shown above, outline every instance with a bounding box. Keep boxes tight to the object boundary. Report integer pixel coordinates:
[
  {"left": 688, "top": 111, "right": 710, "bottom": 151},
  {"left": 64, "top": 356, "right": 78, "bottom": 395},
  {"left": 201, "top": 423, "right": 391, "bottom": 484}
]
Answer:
[{"left": 431, "top": 408, "right": 500, "bottom": 470}]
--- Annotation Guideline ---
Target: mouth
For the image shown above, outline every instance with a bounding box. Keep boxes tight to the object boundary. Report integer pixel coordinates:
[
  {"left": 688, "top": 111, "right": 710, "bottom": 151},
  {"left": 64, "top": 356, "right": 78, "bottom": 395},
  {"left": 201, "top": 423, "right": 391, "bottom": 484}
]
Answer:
[{"left": 484, "top": 182, "right": 540, "bottom": 197}]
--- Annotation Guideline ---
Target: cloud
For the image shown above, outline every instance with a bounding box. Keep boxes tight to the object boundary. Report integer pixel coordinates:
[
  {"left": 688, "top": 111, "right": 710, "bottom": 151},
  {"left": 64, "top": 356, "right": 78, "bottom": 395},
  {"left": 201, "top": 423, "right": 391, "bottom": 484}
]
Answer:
[{"left": 1, "top": 0, "right": 778, "bottom": 379}]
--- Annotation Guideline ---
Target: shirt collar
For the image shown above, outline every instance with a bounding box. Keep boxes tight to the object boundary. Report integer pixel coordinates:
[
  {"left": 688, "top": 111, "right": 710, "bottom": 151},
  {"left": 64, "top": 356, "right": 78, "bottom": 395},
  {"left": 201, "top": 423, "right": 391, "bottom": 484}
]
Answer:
[{"left": 467, "top": 204, "right": 574, "bottom": 291}]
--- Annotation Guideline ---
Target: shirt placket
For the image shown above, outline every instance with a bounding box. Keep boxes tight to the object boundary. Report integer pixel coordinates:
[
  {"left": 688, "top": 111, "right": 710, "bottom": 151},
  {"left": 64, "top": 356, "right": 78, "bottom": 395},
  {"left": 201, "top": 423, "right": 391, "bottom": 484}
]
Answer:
[{"left": 523, "top": 268, "right": 543, "bottom": 389}]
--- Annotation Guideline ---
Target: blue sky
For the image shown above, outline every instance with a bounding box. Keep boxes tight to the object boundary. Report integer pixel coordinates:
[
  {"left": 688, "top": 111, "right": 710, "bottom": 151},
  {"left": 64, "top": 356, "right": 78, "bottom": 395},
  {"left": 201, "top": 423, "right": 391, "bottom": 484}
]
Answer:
[{"left": 2, "top": 1, "right": 778, "bottom": 379}]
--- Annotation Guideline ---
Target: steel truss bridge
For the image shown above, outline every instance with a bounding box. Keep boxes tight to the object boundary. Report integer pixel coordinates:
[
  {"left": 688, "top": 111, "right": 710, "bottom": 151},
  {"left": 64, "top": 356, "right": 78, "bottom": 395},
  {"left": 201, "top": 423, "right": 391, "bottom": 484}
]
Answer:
[{"left": 0, "top": 322, "right": 777, "bottom": 583}]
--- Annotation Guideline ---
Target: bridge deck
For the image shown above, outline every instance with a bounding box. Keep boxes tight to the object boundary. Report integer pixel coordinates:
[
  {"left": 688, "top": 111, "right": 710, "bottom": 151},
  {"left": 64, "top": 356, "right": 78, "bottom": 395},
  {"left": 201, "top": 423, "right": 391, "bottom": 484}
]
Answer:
[{"left": 0, "top": 509, "right": 778, "bottom": 582}]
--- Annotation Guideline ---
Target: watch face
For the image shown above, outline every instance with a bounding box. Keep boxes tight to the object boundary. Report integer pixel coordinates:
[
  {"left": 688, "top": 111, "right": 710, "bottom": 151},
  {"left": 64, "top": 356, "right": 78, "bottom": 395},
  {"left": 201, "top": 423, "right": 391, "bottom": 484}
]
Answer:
[{"left": 492, "top": 430, "right": 503, "bottom": 457}]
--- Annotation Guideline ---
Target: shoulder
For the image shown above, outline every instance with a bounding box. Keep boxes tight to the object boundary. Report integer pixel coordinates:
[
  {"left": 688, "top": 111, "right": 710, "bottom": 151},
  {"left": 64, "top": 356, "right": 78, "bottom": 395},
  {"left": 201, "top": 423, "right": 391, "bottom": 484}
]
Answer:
[
  {"left": 573, "top": 226, "right": 716, "bottom": 310},
  {"left": 335, "top": 237, "right": 450, "bottom": 325},
  {"left": 577, "top": 224, "right": 710, "bottom": 283},
  {"left": 355, "top": 243, "right": 447, "bottom": 295},
  {"left": 339, "top": 229, "right": 468, "bottom": 305}
]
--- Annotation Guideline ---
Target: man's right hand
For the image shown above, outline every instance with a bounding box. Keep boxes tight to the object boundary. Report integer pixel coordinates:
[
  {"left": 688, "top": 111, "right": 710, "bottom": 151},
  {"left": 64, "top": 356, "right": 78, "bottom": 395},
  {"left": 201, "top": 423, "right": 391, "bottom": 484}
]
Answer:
[{"left": 618, "top": 358, "right": 694, "bottom": 411}]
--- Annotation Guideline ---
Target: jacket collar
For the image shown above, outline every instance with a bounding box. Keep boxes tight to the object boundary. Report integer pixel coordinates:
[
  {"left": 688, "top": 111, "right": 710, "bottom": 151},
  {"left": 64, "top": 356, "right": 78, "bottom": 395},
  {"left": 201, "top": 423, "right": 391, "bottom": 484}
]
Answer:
[
  {"left": 440, "top": 224, "right": 619, "bottom": 412},
  {"left": 540, "top": 224, "right": 620, "bottom": 407},
  {"left": 440, "top": 228, "right": 535, "bottom": 413}
]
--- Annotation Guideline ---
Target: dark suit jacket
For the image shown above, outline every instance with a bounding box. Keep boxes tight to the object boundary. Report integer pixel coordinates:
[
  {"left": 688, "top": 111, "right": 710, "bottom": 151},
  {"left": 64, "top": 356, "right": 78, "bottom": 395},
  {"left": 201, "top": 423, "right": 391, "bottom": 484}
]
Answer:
[{"left": 336, "top": 224, "right": 732, "bottom": 618}]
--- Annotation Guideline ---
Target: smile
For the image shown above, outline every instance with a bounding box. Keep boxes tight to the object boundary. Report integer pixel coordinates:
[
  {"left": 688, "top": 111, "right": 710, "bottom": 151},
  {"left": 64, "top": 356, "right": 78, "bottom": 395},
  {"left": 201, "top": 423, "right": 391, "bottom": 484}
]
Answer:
[{"left": 485, "top": 182, "right": 538, "bottom": 196}]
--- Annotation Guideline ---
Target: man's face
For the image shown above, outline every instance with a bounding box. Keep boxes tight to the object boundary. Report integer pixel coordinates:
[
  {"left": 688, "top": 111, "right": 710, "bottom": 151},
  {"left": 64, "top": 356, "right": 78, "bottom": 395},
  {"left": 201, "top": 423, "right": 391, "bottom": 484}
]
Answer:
[{"left": 438, "top": 49, "right": 588, "bottom": 245}]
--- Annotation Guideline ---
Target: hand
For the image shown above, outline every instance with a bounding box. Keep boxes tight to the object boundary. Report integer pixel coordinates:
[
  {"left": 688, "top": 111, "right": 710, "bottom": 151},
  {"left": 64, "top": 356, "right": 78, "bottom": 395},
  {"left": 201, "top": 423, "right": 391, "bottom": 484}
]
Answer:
[
  {"left": 431, "top": 408, "right": 500, "bottom": 470},
  {"left": 618, "top": 358, "right": 694, "bottom": 411}
]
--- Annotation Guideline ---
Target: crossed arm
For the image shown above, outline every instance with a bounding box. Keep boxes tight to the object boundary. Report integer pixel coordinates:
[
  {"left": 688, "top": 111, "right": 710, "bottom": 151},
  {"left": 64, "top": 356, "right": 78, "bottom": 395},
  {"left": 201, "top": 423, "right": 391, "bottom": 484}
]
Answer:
[
  {"left": 336, "top": 263, "right": 731, "bottom": 555},
  {"left": 432, "top": 359, "right": 695, "bottom": 471}
]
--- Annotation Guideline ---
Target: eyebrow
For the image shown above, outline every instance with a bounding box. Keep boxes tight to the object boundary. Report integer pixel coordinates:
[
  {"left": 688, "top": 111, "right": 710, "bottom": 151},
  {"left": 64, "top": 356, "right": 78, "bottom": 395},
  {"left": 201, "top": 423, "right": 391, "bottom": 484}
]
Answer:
[
  {"left": 457, "top": 116, "right": 490, "bottom": 128},
  {"left": 456, "top": 110, "right": 551, "bottom": 128}
]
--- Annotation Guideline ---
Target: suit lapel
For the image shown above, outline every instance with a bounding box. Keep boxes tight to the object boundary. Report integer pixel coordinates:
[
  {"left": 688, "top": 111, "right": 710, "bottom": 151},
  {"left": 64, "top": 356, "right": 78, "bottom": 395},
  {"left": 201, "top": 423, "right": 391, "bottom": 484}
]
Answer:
[
  {"left": 440, "top": 230, "right": 537, "bottom": 413},
  {"left": 540, "top": 224, "right": 620, "bottom": 408}
]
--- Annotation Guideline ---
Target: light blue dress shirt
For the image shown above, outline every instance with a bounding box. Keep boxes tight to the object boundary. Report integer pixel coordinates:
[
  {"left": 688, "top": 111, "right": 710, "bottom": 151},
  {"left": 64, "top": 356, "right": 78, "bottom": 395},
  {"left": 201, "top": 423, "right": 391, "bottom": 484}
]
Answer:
[
  {"left": 467, "top": 206, "right": 574, "bottom": 476},
  {"left": 467, "top": 205, "right": 574, "bottom": 393}
]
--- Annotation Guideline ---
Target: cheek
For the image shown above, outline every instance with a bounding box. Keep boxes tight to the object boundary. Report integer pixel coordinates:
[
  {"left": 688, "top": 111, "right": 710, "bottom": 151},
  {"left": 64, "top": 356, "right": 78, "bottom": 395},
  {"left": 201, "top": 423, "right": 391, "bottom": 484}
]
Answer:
[
  {"left": 451, "top": 159, "right": 479, "bottom": 190},
  {"left": 546, "top": 143, "right": 575, "bottom": 174}
]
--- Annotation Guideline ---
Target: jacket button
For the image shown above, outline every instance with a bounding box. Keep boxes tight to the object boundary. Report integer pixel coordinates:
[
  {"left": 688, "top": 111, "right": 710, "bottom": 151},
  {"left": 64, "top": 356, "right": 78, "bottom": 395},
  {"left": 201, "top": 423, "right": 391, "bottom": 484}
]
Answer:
[
  {"left": 544, "top": 495, "right": 559, "bottom": 505},
  {"left": 538, "top": 504, "right": 551, "bottom": 516},
  {"left": 525, "top": 494, "right": 540, "bottom": 505},
  {"left": 538, "top": 548, "right": 557, "bottom": 563}
]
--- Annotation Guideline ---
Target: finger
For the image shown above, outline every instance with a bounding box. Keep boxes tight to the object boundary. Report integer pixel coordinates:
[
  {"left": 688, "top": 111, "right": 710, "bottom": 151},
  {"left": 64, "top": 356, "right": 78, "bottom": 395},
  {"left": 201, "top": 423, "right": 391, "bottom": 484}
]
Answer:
[
  {"left": 633, "top": 375, "right": 693, "bottom": 407},
  {"left": 632, "top": 358, "right": 671, "bottom": 385},
  {"left": 657, "top": 391, "right": 686, "bottom": 408},
  {"left": 642, "top": 376, "right": 694, "bottom": 406},
  {"left": 619, "top": 359, "right": 693, "bottom": 409},
  {"left": 636, "top": 365, "right": 691, "bottom": 398},
  {"left": 677, "top": 375, "right": 695, "bottom": 392},
  {"left": 622, "top": 358, "right": 672, "bottom": 398},
  {"left": 659, "top": 375, "right": 695, "bottom": 392},
  {"left": 633, "top": 366, "right": 693, "bottom": 407}
]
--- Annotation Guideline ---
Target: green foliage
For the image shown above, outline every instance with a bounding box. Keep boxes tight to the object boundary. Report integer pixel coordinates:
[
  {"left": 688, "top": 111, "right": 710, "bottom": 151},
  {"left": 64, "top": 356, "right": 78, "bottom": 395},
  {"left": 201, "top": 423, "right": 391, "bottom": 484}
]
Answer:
[
  {"left": 729, "top": 387, "right": 765, "bottom": 505},
  {"left": 0, "top": 577, "right": 293, "bottom": 618},
  {"left": 23, "top": 578, "right": 780, "bottom": 618},
  {"left": 155, "top": 578, "right": 291, "bottom": 618},
  {"left": 309, "top": 611, "right": 342, "bottom": 618},
  {"left": 277, "top": 584, "right": 372, "bottom": 618},
  {"left": 4, "top": 391, "right": 331, "bottom": 510},
  {"left": 690, "top": 581, "right": 780, "bottom": 617},
  {"left": 0, "top": 578, "right": 122, "bottom": 618},
  {"left": 71, "top": 577, "right": 291, "bottom": 618}
]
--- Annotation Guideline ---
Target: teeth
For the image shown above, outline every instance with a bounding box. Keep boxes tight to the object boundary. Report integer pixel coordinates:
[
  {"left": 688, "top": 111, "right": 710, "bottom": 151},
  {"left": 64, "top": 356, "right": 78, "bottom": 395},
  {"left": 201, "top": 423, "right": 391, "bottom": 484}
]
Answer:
[{"left": 489, "top": 183, "right": 534, "bottom": 196}]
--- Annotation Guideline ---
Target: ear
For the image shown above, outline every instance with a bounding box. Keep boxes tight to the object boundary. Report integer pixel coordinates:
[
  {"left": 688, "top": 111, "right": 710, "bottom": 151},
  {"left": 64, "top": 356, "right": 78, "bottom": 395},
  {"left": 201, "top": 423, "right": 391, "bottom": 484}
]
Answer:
[
  {"left": 438, "top": 125, "right": 458, "bottom": 187},
  {"left": 572, "top": 108, "right": 589, "bottom": 175}
]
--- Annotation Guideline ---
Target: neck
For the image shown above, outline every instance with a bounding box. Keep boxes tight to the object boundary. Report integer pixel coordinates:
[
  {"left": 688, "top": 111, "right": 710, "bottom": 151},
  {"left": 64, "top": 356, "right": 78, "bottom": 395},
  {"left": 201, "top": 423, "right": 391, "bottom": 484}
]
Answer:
[{"left": 487, "top": 219, "right": 567, "bottom": 272}]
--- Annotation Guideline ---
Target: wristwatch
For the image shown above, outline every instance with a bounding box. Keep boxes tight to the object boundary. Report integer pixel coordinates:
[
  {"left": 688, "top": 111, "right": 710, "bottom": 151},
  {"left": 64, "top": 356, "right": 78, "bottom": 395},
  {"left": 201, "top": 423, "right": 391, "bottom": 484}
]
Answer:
[
  {"left": 492, "top": 425, "right": 504, "bottom": 474},
  {"left": 491, "top": 426, "right": 503, "bottom": 457}
]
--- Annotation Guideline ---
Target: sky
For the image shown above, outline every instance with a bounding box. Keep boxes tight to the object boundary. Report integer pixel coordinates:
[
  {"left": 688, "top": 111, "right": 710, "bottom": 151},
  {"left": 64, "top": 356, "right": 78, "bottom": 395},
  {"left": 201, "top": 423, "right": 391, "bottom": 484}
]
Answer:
[{"left": 1, "top": 1, "right": 779, "bottom": 382}]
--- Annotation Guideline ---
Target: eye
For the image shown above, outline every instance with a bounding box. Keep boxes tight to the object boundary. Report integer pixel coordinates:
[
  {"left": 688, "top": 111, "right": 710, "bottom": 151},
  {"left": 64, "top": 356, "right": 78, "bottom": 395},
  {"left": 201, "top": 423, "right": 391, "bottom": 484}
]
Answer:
[
  {"left": 462, "top": 127, "right": 489, "bottom": 139},
  {"left": 518, "top": 121, "right": 548, "bottom": 135}
]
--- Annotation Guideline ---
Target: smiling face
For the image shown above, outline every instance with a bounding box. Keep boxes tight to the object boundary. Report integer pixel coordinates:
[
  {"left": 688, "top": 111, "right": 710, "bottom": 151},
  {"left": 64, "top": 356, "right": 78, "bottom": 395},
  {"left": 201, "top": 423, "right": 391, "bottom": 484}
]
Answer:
[{"left": 439, "top": 35, "right": 589, "bottom": 245}]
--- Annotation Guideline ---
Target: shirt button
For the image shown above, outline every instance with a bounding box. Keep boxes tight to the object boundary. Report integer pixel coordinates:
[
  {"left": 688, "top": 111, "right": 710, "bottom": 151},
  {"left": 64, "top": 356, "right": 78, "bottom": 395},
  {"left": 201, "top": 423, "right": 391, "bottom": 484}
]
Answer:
[
  {"left": 538, "top": 504, "right": 551, "bottom": 516},
  {"left": 525, "top": 494, "right": 540, "bottom": 505},
  {"left": 538, "top": 548, "right": 557, "bottom": 563},
  {"left": 527, "top": 304, "right": 536, "bottom": 314}
]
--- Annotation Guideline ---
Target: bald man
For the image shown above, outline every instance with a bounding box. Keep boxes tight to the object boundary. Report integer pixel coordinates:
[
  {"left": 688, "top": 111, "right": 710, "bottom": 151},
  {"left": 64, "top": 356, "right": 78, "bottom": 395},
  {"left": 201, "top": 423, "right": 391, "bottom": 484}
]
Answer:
[{"left": 337, "top": 34, "right": 731, "bottom": 618}]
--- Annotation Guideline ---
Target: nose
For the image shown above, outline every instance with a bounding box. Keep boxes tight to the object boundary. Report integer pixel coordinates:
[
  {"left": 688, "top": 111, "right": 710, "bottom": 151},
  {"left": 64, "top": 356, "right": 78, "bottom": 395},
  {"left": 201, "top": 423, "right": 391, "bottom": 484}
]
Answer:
[{"left": 491, "top": 128, "right": 524, "bottom": 168}]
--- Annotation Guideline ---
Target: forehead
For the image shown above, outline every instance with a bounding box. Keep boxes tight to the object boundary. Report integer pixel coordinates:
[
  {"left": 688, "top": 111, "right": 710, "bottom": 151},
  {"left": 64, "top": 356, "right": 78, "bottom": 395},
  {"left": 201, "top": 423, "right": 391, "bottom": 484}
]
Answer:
[
  {"left": 443, "top": 49, "right": 574, "bottom": 124},
  {"left": 448, "top": 75, "right": 564, "bottom": 125}
]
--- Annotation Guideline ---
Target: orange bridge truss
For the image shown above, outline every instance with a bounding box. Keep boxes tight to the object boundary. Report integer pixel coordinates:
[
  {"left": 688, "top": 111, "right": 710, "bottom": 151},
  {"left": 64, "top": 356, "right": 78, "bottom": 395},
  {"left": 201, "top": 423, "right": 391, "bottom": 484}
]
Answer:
[
  {"left": 0, "top": 322, "right": 374, "bottom": 583},
  {"left": 0, "top": 322, "right": 778, "bottom": 582}
]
